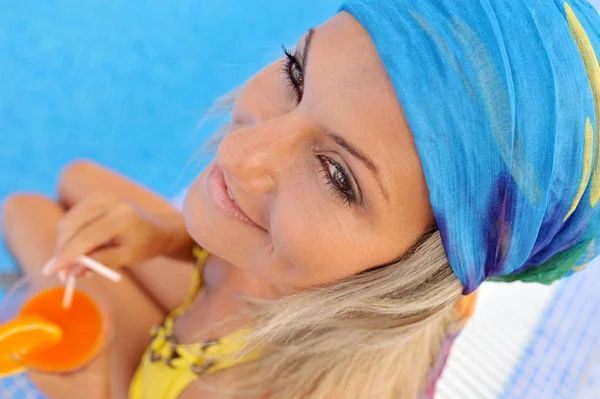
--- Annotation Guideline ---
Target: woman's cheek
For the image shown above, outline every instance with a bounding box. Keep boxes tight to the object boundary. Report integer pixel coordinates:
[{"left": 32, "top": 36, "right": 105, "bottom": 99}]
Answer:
[
  {"left": 266, "top": 200, "right": 320, "bottom": 280},
  {"left": 269, "top": 167, "right": 362, "bottom": 285},
  {"left": 269, "top": 203, "right": 347, "bottom": 285}
]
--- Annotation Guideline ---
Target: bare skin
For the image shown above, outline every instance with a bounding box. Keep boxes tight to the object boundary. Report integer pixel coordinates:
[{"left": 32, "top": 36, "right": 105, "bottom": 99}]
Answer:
[
  {"left": 2, "top": 193, "right": 162, "bottom": 399},
  {"left": 1, "top": 11, "right": 435, "bottom": 399},
  {"left": 3, "top": 162, "right": 242, "bottom": 398},
  {"left": 56, "top": 160, "right": 194, "bottom": 313}
]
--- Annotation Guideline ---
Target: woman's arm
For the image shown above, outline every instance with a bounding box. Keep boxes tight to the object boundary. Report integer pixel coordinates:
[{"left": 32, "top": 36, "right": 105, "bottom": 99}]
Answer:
[
  {"left": 58, "top": 159, "right": 197, "bottom": 263},
  {"left": 3, "top": 194, "right": 164, "bottom": 399},
  {"left": 55, "top": 160, "right": 198, "bottom": 312}
]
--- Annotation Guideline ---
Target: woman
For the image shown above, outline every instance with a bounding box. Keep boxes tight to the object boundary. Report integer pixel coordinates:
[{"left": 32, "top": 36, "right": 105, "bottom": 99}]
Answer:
[{"left": 3, "top": 0, "right": 600, "bottom": 397}]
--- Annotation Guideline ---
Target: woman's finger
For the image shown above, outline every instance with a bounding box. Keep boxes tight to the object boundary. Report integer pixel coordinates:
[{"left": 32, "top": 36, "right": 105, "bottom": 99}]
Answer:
[
  {"left": 49, "top": 214, "right": 126, "bottom": 273},
  {"left": 56, "top": 196, "right": 114, "bottom": 251},
  {"left": 84, "top": 247, "right": 132, "bottom": 270}
]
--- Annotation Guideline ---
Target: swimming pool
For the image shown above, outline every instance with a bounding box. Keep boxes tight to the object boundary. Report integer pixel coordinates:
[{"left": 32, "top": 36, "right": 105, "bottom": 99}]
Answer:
[{"left": 0, "top": 1, "right": 340, "bottom": 396}]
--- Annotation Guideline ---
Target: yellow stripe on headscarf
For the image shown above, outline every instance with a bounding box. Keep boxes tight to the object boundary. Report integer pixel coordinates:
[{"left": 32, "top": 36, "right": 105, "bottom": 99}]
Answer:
[
  {"left": 565, "top": 2, "right": 600, "bottom": 208},
  {"left": 564, "top": 118, "right": 593, "bottom": 221}
]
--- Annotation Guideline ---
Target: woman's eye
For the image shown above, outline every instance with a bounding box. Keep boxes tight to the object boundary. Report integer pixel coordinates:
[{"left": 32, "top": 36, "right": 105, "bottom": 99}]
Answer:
[
  {"left": 331, "top": 166, "right": 349, "bottom": 192},
  {"left": 290, "top": 63, "right": 304, "bottom": 87},
  {"left": 281, "top": 45, "right": 304, "bottom": 101},
  {"left": 318, "top": 156, "right": 358, "bottom": 205}
]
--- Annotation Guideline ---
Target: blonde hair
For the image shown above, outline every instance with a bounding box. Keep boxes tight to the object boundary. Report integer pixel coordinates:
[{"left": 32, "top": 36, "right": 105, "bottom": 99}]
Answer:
[{"left": 198, "top": 94, "right": 464, "bottom": 399}]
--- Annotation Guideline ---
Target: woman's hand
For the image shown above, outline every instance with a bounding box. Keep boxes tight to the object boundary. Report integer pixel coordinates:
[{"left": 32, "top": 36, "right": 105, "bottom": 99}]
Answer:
[{"left": 43, "top": 192, "right": 184, "bottom": 275}]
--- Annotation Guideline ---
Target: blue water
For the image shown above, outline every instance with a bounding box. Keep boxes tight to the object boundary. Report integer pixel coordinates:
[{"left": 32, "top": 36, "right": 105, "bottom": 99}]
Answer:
[
  {"left": 0, "top": 0, "right": 341, "bottom": 269},
  {"left": 0, "top": 1, "right": 340, "bottom": 396}
]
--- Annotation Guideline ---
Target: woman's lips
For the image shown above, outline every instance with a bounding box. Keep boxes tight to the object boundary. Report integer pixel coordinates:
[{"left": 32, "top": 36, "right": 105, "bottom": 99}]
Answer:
[{"left": 207, "top": 163, "right": 266, "bottom": 231}]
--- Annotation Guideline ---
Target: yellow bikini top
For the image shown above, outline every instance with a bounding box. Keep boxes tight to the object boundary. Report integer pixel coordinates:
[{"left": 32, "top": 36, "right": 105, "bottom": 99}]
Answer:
[
  {"left": 129, "top": 248, "right": 260, "bottom": 399},
  {"left": 130, "top": 248, "right": 478, "bottom": 399}
]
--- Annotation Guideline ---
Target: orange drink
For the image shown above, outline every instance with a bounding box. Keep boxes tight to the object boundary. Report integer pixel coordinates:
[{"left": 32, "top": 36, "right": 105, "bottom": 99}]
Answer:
[
  {"left": 18, "top": 287, "right": 103, "bottom": 372},
  {"left": 0, "top": 273, "right": 113, "bottom": 375}
]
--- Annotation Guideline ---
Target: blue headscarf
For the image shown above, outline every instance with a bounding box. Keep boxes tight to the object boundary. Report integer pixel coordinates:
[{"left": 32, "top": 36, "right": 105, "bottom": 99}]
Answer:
[{"left": 340, "top": 0, "right": 600, "bottom": 293}]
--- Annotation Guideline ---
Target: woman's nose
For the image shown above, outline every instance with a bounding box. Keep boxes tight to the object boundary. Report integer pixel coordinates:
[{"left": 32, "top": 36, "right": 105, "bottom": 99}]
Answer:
[
  {"left": 231, "top": 62, "right": 290, "bottom": 127},
  {"left": 217, "top": 117, "right": 306, "bottom": 196},
  {"left": 231, "top": 96, "right": 270, "bottom": 127}
]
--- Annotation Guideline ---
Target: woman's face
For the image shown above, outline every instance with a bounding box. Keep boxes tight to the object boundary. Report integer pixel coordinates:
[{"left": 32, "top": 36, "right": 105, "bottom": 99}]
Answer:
[{"left": 184, "top": 12, "right": 434, "bottom": 291}]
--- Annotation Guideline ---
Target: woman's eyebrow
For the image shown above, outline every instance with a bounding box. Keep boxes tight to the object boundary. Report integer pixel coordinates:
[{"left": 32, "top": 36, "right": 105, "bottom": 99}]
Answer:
[{"left": 301, "top": 28, "right": 315, "bottom": 69}]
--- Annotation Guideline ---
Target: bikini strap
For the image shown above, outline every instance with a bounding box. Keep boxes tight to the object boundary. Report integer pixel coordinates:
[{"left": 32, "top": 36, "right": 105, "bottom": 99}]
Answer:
[{"left": 170, "top": 247, "right": 210, "bottom": 318}]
